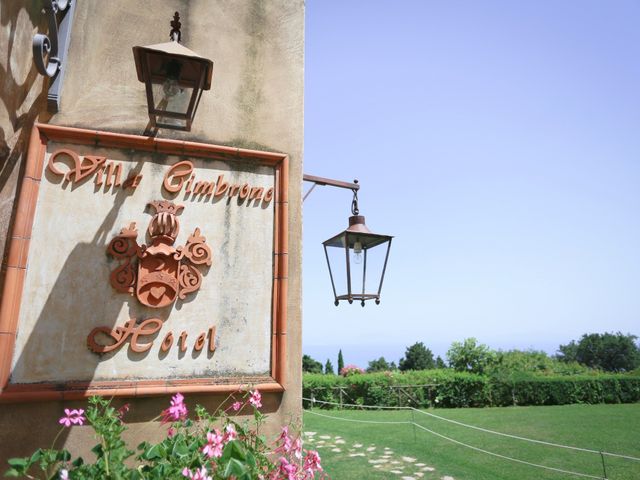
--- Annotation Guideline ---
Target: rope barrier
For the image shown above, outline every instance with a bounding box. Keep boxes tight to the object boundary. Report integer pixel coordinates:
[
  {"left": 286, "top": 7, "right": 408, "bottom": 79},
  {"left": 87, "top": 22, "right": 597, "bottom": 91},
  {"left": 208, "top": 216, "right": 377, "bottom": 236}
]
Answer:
[
  {"left": 305, "top": 409, "right": 412, "bottom": 425},
  {"left": 411, "top": 423, "right": 605, "bottom": 480},
  {"left": 411, "top": 408, "right": 640, "bottom": 462},
  {"left": 305, "top": 407, "right": 605, "bottom": 479},
  {"left": 304, "top": 397, "right": 412, "bottom": 410},
  {"left": 302, "top": 397, "right": 640, "bottom": 462}
]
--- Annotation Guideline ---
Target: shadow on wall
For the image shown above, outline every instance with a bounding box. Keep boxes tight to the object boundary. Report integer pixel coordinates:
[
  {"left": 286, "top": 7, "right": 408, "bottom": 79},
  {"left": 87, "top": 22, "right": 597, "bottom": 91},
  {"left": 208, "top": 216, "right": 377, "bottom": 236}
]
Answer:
[
  {"left": 0, "top": 2, "right": 65, "bottom": 467},
  {"left": 0, "top": 175, "right": 136, "bottom": 463},
  {"left": 0, "top": 2, "right": 52, "bottom": 283}
]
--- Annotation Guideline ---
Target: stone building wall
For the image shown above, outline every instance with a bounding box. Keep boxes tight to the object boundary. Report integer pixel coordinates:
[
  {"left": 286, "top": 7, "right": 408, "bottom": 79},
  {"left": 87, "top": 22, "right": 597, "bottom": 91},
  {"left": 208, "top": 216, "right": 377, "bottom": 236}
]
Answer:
[{"left": 0, "top": 0, "right": 303, "bottom": 465}]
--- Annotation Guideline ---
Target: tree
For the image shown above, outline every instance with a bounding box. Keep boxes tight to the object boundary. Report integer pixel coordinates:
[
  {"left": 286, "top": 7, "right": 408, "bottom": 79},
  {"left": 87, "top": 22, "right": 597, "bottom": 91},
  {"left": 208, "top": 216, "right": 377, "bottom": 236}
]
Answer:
[
  {"left": 337, "top": 349, "right": 345, "bottom": 373},
  {"left": 324, "top": 359, "right": 334, "bottom": 375},
  {"left": 435, "top": 356, "right": 447, "bottom": 369},
  {"left": 557, "top": 332, "right": 640, "bottom": 372},
  {"left": 302, "top": 354, "right": 323, "bottom": 374},
  {"left": 366, "top": 356, "right": 395, "bottom": 373},
  {"left": 446, "top": 338, "right": 495, "bottom": 374},
  {"left": 399, "top": 342, "right": 435, "bottom": 371}
]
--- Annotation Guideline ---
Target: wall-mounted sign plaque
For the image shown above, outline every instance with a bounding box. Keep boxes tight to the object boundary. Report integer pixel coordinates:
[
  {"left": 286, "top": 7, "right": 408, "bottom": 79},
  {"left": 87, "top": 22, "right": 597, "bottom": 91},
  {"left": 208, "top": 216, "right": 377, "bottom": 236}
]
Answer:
[{"left": 0, "top": 124, "right": 288, "bottom": 402}]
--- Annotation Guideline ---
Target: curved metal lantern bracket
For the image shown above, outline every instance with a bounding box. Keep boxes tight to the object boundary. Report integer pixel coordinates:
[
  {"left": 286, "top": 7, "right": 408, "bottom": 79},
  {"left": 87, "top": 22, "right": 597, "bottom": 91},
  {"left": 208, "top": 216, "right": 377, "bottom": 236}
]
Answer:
[
  {"left": 32, "top": 0, "right": 76, "bottom": 112},
  {"left": 351, "top": 183, "right": 360, "bottom": 216}
]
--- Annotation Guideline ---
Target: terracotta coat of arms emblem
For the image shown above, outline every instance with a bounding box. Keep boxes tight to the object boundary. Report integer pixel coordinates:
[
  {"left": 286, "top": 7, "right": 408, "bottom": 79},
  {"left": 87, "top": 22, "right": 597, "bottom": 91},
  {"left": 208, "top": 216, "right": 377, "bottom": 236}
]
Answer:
[{"left": 107, "top": 200, "right": 212, "bottom": 308}]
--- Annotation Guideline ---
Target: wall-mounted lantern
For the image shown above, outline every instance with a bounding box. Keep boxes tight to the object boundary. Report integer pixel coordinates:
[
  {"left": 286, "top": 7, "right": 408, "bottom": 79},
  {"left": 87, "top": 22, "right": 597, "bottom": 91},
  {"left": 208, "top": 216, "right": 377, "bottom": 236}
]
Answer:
[
  {"left": 304, "top": 175, "right": 393, "bottom": 306},
  {"left": 132, "top": 12, "right": 213, "bottom": 131}
]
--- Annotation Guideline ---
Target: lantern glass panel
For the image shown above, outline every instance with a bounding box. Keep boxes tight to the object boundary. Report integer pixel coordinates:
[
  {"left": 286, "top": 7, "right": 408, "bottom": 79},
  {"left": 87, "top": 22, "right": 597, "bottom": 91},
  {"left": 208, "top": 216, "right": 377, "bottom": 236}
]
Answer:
[
  {"left": 150, "top": 81, "right": 194, "bottom": 129},
  {"left": 151, "top": 79, "right": 191, "bottom": 113},
  {"left": 349, "top": 233, "right": 391, "bottom": 302},
  {"left": 324, "top": 242, "right": 348, "bottom": 296}
]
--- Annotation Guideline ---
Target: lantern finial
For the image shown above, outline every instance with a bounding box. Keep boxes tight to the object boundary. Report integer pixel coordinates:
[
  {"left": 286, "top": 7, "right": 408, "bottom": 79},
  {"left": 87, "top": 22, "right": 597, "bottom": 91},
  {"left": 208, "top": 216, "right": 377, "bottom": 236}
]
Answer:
[{"left": 170, "top": 12, "right": 181, "bottom": 43}]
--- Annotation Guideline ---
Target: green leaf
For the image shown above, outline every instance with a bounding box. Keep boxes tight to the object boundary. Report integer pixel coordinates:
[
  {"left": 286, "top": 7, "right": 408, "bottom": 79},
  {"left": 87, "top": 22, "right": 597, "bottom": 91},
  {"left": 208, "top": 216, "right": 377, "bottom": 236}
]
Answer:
[
  {"left": 91, "top": 444, "right": 104, "bottom": 457},
  {"left": 29, "top": 450, "right": 43, "bottom": 464},
  {"left": 130, "top": 470, "right": 144, "bottom": 480},
  {"left": 6, "top": 458, "right": 28, "bottom": 468},
  {"left": 171, "top": 439, "right": 189, "bottom": 457},
  {"left": 221, "top": 458, "right": 249, "bottom": 478},
  {"left": 137, "top": 441, "right": 150, "bottom": 451},
  {"left": 245, "top": 451, "right": 257, "bottom": 469},
  {"left": 141, "top": 443, "right": 165, "bottom": 460},
  {"left": 220, "top": 440, "right": 247, "bottom": 463},
  {"left": 57, "top": 450, "right": 71, "bottom": 462}
]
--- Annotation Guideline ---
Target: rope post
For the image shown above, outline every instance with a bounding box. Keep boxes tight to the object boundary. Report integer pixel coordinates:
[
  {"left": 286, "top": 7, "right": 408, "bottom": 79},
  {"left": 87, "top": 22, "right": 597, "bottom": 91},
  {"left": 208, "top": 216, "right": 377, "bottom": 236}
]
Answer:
[
  {"left": 411, "top": 409, "right": 417, "bottom": 443},
  {"left": 600, "top": 451, "right": 608, "bottom": 479}
]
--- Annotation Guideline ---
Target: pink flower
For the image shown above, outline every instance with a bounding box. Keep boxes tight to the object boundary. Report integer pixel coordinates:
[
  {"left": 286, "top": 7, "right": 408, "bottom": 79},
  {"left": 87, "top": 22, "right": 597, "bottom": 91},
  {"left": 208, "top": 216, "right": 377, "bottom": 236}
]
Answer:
[
  {"left": 224, "top": 424, "right": 237, "bottom": 442},
  {"left": 59, "top": 469, "right": 69, "bottom": 480},
  {"left": 303, "top": 450, "right": 322, "bottom": 475},
  {"left": 58, "top": 408, "right": 85, "bottom": 427},
  {"left": 202, "top": 429, "right": 224, "bottom": 458},
  {"left": 278, "top": 457, "right": 298, "bottom": 480},
  {"left": 167, "top": 427, "right": 176, "bottom": 438},
  {"left": 292, "top": 437, "right": 303, "bottom": 460},
  {"left": 117, "top": 403, "right": 130, "bottom": 419},
  {"left": 275, "top": 426, "right": 292, "bottom": 453},
  {"left": 249, "top": 390, "right": 262, "bottom": 409},
  {"left": 231, "top": 401, "right": 242, "bottom": 412},
  {"left": 161, "top": 393, "right": 188, "bottom": 423},
  {"left": 182, "top": 466, "right": 212, "bottom": 480},
  {"left": 339, "top": 365, "right": 364, "bottom": 377}
]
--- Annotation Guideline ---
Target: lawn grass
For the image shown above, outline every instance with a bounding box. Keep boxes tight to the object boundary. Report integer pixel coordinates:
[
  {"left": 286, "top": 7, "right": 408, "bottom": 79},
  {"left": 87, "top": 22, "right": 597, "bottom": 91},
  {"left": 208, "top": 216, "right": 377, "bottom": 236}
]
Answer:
[{"left": 303, "top": 404, "right": 640, "bottom": 480}]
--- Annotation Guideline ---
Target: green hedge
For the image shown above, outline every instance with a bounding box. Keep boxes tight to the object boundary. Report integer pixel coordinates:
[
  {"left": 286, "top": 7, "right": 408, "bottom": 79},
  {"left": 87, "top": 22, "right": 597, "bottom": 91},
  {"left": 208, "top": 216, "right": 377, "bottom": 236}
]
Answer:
[{"left": 303, "top": 370, "right": 640, "bottom": 408}]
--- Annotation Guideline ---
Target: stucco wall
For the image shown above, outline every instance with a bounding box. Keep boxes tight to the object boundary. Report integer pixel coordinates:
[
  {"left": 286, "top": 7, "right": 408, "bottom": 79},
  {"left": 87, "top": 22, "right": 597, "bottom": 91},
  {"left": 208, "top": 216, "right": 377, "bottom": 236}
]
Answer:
[
  {"left": 0, "top": 0, "right": 303, "bottom": 466},
  {"left": 0, "top": 2, "right": 49, "bottom": 287}
]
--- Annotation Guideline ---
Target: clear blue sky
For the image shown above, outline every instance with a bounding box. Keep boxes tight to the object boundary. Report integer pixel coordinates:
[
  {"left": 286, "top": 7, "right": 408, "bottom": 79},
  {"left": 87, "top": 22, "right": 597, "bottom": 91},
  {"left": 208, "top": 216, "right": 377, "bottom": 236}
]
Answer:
[{"left": 302, "top": 0, "right": 640, "bottom": 368}]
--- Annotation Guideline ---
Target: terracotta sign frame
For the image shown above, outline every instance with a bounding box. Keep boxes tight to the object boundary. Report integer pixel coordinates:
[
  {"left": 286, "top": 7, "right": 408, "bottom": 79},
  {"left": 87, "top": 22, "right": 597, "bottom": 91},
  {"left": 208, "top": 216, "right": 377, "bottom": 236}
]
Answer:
[{"left": 0, "top": 123, "right": 289, "bottom": 402}]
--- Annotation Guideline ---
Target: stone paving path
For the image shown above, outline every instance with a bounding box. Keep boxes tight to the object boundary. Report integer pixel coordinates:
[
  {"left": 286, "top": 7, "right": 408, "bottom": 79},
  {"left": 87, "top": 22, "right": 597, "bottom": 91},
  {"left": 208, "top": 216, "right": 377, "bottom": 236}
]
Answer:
[{"left": 304, "top": 431, "right": 455, "bottom": 480}]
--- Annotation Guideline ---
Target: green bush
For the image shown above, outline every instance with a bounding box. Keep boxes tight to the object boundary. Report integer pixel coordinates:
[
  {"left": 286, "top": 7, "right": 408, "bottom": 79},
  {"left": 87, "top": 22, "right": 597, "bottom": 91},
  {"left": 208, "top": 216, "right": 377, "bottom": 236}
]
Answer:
[
  {"left": 6, "top": 392, "right": 325, "bottom": 480},
  {"left": 303, "top": 371, "right": 640, "bottom": 409}
]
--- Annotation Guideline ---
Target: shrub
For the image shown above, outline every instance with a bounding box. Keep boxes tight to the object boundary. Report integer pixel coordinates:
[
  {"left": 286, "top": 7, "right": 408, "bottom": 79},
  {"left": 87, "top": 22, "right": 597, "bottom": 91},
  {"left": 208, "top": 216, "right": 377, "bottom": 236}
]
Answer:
[
  {"left": 487, "top": 349, "right": 593, "bottom": 377},
  {"left": 303, "top": 371, "right": 640, "bottom": 409},
  {"left": 6, "top": 391, "right": 325, "bottom": 480},
  {"left": 340, "top": 365, "right": 364, "bottom": 377}
]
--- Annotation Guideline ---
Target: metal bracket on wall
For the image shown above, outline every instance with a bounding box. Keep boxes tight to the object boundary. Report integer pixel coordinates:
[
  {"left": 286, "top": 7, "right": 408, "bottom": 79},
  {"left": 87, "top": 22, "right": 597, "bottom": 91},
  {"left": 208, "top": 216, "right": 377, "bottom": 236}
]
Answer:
[
  {"left": 303, "top": 174, "right": 360, "bottom": 202},
  {"left": 32, "top": 0, "right": 77, "bottom": 112}
]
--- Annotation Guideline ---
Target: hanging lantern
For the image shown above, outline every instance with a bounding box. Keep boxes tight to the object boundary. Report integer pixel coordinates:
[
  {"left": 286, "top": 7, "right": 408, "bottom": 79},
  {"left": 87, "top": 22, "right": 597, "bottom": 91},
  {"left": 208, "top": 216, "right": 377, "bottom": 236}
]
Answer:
[
  {"left": 322, "top": 186, "right": 392, "bottom": 306},
  {"left": 132, "top": 12, "right": 213, "bottom": 131}
]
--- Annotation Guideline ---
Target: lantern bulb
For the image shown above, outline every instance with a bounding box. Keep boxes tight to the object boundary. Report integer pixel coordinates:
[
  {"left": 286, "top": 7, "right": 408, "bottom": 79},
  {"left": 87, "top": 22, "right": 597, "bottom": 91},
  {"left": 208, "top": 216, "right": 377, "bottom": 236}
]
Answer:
[
  {"left": 353, "top": 240, "right": 363, "bottom": 265},
  {"left": 162, "top": 77, "right": 181, "bottom": 98}
]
